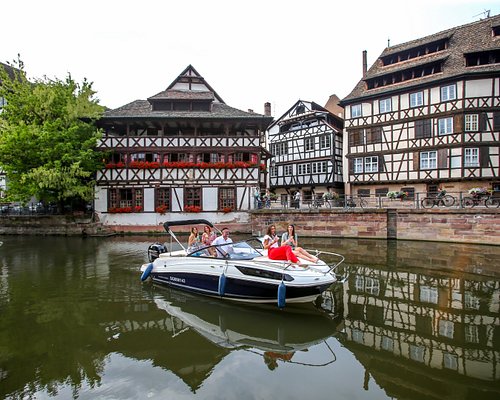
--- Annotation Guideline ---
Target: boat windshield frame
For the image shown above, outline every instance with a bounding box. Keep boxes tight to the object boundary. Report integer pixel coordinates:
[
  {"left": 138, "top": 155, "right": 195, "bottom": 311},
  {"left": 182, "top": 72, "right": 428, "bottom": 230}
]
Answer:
[{"left": 187, "top": 240, "right": 264, "bottom": 260}]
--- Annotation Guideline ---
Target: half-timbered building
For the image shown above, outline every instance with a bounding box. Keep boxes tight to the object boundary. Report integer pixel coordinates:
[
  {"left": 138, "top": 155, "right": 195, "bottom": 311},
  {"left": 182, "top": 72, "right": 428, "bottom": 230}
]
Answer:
[
  {"left": 267, "top": 100, "right": 344, "bottom": 204},
  {"left": 95, "top": 65, "right": 272, "bottom": 227},
  {"left": 340, "top": 15, "right": 500, "bottom": 199}
]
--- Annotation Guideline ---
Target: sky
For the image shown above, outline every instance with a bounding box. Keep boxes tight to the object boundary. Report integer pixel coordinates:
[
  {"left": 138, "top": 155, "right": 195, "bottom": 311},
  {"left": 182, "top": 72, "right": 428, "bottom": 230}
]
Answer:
[{"left": 2, "top": 0, "right": 499, "bottom": 118}]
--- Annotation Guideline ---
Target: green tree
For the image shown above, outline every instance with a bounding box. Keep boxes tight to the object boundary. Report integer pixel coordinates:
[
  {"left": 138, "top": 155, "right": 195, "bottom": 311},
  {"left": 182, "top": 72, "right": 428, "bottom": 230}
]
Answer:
[{"left": 0, "top": 58, "right": 104, "bottom": 208}]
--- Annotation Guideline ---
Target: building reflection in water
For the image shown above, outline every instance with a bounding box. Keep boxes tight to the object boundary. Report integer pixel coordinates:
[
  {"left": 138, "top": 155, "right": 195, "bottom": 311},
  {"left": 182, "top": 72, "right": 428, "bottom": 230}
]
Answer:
[{"left": 334, "top": 261, "right": 500, "bottom": 399}]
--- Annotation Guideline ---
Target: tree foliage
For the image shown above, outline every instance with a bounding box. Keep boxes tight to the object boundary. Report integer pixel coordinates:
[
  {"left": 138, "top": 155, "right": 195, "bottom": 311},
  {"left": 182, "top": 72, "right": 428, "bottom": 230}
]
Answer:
[{"left": 0, "top": 57, "right": 104, "bottom": 205}]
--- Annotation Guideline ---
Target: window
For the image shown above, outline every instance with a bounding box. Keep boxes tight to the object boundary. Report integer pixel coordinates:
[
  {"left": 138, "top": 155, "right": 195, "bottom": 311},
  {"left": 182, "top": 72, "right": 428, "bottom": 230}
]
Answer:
[
  {"left": 465, "top": 325, "right": 479, "bottom": 343},
  {"left": 464, "top": 292, "right": 480, "bottom": 310},
  {"left": 464, "top": 148, "right": 479, "bottom": 167},
  {"left": 270, "top": 166, "right": 278, "bottom": 177},
  {"left": 443, "top": 353, "right": 458, "bottom": 370},
  {"left": 420, "top": 151, "right": 437, "bottom": 170},
  {"left": 219, "top": 187, "right": 235, "bottom": 210},
  {"left": 358, "top": 189, "right": 370, "bottom": 197},
  {"left": 379, "top": 98, "right": 392, "bottom": 113},
  {"left": 349, "top": 130, "right": 363, "bottom": 146},
  {"left": 439, "top": 319, "right": 454, "bottom": 339},
  {"left": 440, "top": 84, "right": 456, "bottom": 101},
  {"left": 409, "top": 345, "right": 425, "bottom": 362},
  {"left": 410, "top": 91, "right": 423, "bottom": 107},
  {"left": 351, "top": 104, "right": 362, "bottom": 118},
  {"left": 108, "top": 188, "right": 143, "bottom": 211},
  {"left": 366, "top": 127, "right": 382, "bottom": 144},
  {"left": 185, "top": 187, "right": 201, "bottom": 207},
  {"left": 415, "top": 119, "right": 432, "bottom": 138},
  {"left": 297, "top": 163, "right": 311, "bottom": 175},
  {"left": 438, "top": 117, "right": 453, "bottom": 135},
  {"left": 312, "top": 161, "right": 327, "bottom": 174},
  {"left": 401, "top": 187, "right": 415, "bottom": 200},
  {"left": 364, "top": 156, "right": 379, "bottom": 173},
  {"left": 381, "top": 336, "right": 394, "bottom": 352},
  {"left": 375, "top": 188, "right": 389, "bottom": 197},
  {"left": 271, "top": 142, "right": 288, "bottom": 156},
  {"left": 320, "top": 135, "right": 331, "bottom": 149},
  {"left": 156, "top": 188, "right": 171, "bottom": 211},
  {"left": 354, "top": 158, "right": 363, "bottom": 174},
  {"left": 304, "top": 137, "right": 314, "bottom": 152},
  {"left": 465, "top": 114, "right": 479, "bottom": 131},
  {"left": 420, "top": 285, "right": 438, "bottom": 303},
  {"left": 284, "top": 165, "right": 293, "bottom": 176}
]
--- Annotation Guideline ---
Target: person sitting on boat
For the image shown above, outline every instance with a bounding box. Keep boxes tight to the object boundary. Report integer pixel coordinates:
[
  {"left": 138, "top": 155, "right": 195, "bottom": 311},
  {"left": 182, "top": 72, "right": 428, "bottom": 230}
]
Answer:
[
  {"left": 187, "top": 227, "right": 201, "bottom": 254},
  {"left": 201, "top": 225, "right": 217, "bottom": 257},
  {"left": 281, "top": 224, "right": 318, "bottom": 263},
  {"left": 263, "top": 225, "right": 300, "bottom": 264},
  {"left": 212, "top": 227, "right": 234, "bottom": 258}
]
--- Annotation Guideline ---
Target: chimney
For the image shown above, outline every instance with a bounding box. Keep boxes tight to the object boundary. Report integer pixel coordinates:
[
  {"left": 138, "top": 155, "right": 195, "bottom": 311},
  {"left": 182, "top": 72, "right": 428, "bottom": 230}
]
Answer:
[
  {"left": 264, "top": 102, "right": 271, "bottom": 116},
  {"left": 248, "top": 109, "right": 254, "bottom": 113},
  {"left": 362, "top": 50, "right": 367, "bottom": 78}
]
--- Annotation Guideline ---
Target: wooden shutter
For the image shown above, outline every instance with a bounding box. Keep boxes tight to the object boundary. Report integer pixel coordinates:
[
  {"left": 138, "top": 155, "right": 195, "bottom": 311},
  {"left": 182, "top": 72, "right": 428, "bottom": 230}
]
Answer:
[
  {"left": 378, "top": 155, "right": 386, "bottom": 172},
  {"left": 454, "top": 114, "right": 463, "bottom": 133},
  {"left": 438, "top": 148, "right": 448, "bottom": 169},
  {"left": 480, "top": 112, "right": 489, "bottom": 131},
  {"left": 413, "top": 152, "right": 419, "bottom": 170},
  {"left": 494, "top": 112, "right": 500, "bottom": 131},
  {"left": 415, "top": 120, "right": 424, "bottom": 139},
  {"left": 480, "top": 146, "right": 489, "bottom": 167},
  {"left": 349, "top": 158, "right": 354, "bottom": 174}
]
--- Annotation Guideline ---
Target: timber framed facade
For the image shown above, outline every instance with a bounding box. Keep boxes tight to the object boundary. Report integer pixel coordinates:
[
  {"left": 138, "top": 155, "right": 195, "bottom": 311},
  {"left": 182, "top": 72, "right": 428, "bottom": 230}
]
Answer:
[
  {"left": 95, "top": 65, "right": 272, "bottom": 226},
  {"left": 340, "top": 15, "right": 500, "bottom": 198},
  {"left": 267, "top": 100, "right": 344, "bottom": 203}
]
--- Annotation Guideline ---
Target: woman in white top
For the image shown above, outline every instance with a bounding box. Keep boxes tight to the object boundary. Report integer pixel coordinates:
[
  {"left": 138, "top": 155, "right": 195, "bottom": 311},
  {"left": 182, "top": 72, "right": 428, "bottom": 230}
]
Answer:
[
  {"left": 263, "top": 225, "right": 299, "bottom": 263},
  {"left": 281, "top": 224, "right": 318, "bottom": 263}
]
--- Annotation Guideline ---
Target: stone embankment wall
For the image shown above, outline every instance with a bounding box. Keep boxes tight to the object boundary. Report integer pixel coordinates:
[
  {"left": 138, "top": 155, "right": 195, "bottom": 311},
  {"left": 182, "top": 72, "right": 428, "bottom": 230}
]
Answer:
[
  {"left": 0, "top": 215, "right": 113, "bottom": 236},
  {"left": 250, "top": 209, "right": 500, "bottom": 246}
]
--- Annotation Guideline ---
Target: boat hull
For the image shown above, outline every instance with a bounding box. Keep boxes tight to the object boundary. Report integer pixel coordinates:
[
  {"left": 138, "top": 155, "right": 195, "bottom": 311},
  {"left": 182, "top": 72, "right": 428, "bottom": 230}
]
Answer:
[{"left": 148, "top": 268, "right": 335, "bottom": 304}]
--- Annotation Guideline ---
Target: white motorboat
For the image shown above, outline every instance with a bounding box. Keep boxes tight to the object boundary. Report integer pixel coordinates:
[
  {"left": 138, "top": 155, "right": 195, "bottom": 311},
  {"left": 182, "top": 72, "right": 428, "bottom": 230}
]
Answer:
[{"left": 140, "top": 219, "right": 345, "bottom": 307}]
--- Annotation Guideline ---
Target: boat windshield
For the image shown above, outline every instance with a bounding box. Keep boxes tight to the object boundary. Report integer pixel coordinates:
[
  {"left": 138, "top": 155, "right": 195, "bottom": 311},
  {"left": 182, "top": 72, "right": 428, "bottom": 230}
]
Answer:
[{"left": 189, "top": 240, "right": 262, "bottom": 260}]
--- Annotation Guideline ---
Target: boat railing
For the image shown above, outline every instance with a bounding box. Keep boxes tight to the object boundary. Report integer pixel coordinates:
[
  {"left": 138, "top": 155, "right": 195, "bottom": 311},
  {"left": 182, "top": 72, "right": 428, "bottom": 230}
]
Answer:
[{"left": 303, "top": 249, "right": 347, "bottom": 282}]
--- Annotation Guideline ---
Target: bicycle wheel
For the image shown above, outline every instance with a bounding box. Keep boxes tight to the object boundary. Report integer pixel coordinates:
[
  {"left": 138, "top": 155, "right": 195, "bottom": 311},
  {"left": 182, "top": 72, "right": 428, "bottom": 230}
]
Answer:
[
  {"left": 421, "top": 198, "right": 434, "bottom": 209},
  {"left": 485, "top": 197, "right": 500, "bottom": 208},
  {"left": 324, "top": 200, "right": 332, "bottom": 208},
  {"left": 462, "top": 197, "right": 475, "bottom": 208},
  {"left": 358, "top": 198, "right": 367, "bottom": 209},
  {"left": 442, "top": 195, "right": 455, "bottom": 207}
]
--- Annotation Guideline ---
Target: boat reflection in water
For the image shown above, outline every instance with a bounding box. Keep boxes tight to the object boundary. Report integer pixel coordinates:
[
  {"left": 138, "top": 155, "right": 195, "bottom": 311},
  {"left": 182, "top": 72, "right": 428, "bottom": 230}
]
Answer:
[{"left": 151, "top": 286, "right": 343, "bottom": 370}]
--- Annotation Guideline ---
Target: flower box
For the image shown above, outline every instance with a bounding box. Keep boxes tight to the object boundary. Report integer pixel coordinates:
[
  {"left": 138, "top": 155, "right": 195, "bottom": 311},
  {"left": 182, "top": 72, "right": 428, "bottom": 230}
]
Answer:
[
  {"left": 184, "top": 205, "right": 202, "bottom": 213},
  {"left": 387, "top": 191, "right": 408, "bottom": 200}
]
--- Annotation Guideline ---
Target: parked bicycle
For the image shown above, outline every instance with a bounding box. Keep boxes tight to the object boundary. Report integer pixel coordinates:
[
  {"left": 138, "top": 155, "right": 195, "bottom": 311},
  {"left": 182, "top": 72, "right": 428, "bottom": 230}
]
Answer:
[
  {"left": 308, "top": 198, "right": 332, "bottom": 209},
  {"left": 421, "top": 192, "right": 456, "bottom": 208},
  {"left": 344, "top": 196, "right": 367, "bottom": 209},
  {"left": 461, "top": 193, "right": 499, "bottom": 208}
]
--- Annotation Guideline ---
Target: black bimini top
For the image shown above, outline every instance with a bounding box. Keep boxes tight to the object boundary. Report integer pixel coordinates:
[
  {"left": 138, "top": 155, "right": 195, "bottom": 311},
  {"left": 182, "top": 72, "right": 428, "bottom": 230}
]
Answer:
[{"left": 163, "top": 220, "right": 214, "bottom": 231}]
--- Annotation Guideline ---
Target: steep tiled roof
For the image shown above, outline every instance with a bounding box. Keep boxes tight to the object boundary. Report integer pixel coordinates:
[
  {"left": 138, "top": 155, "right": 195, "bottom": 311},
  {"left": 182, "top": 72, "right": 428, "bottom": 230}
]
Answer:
[
  {"left": 148, "top": 90, "right": 215, "bottom": 101},
  {"left": 342, "top": 14, "right": 500, "bottom": 104},
  {"left": 102, "top": 100, "right": 268, "bottom": 119}
]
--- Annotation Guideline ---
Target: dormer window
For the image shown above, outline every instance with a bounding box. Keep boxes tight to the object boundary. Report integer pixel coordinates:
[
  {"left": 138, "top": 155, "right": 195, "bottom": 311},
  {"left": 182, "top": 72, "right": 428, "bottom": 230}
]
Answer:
[{"left": 493, "top": 25, "right": 500, "bottom": 37}]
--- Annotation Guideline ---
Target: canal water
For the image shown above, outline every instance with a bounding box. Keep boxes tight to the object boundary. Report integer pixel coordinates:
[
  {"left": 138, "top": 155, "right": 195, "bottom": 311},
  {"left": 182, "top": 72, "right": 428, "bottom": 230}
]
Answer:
[{"left": 0, "top": 235, "right": 499, "bottom": 400}]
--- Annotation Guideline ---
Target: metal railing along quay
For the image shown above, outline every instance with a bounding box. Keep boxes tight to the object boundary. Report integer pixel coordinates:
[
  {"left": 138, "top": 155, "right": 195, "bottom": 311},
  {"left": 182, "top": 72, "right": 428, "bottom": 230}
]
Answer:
[{"left": 258, "top": 191, "right": 500, "bottom": 211}]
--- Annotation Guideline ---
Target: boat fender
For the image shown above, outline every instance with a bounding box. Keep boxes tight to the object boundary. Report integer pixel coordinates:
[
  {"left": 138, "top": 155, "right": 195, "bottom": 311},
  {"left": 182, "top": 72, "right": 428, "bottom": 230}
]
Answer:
[
  {"left": 218, "top": 272, "right": 227, "bottom": 296},
  {"left": 141, "top": 263, "right": 154, "bottom": 281},
  {"left": 277, "top": 281, "right": 286, "bottom": 308}
]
